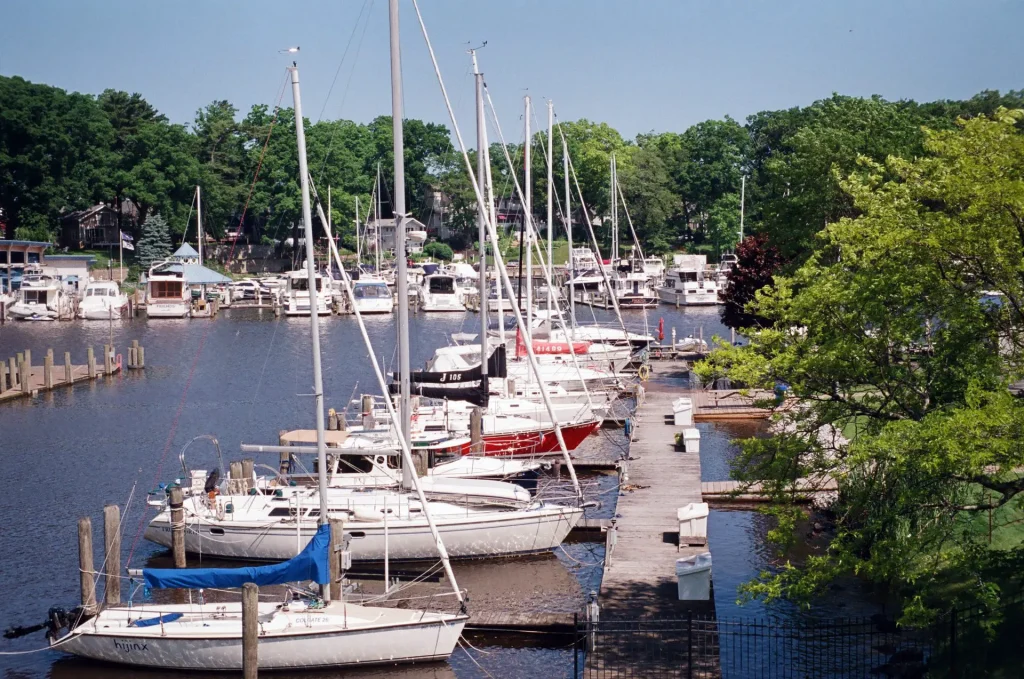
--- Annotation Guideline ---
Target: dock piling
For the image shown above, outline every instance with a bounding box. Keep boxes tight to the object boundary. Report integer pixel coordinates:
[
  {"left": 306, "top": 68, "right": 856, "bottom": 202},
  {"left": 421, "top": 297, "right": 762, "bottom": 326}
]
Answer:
[
  {"left": 229, "top": 461, "right": 244, "bottom": 494},
  {"left": 242, "top": 583, "right": 259, "bottom": 679},
  {"left": 8, "top": 357, "right": 17, "bottom": 390},
  {"left": 169, "top": 486, "right": 186, "bottom": 568},
  {"left": 44, "top": 349, "right": 54, "bottom": 389},
  {"left": 328, "top": 408, "right": 338, "bottom": 431},
  {"left": 19, "top": 358, "right": 29, "bottom": 394},
  {"left": 329, "top": 519, "right": 345, "bottom": 601},
  {"left": 470, "top": 407, "right": 484, "bottom": 454},
  {"left": 87, "top": 347, "right": 96, "bottom": 378},
  {"left": 78, "top": 517, "right": 96, "bottom": 613},
  {"left": 241, "top": 458, "right": 255, "bottom": 492},
  {"left": 137, "top": 345, "right": 145, "bottom": 369},
  {"left": 64, "top": 352, "right": 72, "bottom": 383},
  {"left": 103, "top": 504, "right": 121, "bottom": 604}
]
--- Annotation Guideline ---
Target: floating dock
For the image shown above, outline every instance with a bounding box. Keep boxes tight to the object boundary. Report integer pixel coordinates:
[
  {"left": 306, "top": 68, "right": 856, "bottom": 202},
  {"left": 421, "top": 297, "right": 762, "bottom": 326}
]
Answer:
[{"left": 0, "top": 342, "right": 143, "bottom": 403}]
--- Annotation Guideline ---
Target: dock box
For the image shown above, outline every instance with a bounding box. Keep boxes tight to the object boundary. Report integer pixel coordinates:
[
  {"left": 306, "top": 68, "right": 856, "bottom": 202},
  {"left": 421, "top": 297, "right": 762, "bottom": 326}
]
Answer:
[
  {"left": 682, "top": 427, "right": 700, "bottom": 453},
  {"left": 678, "top": 502, "right": 709, "bottom": 546},
  {"left": 672, "top": 397, "right": 694, "bottom": 426},
  {"left": 676, "top": 552, "right": 712, "bottom": 600}
]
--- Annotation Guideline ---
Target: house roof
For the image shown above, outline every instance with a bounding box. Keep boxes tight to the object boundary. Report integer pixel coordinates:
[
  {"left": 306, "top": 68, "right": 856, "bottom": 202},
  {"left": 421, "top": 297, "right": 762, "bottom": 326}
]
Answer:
[
  {"left": 367, "top": 217, "right": 427, "bottom": 229},
  {"left": 46, "top": 255, "right": 97, "bottom": 263},
  {"left": 155, "top": 261, "right": 232, "bottom": 285},
  {"left": 171, "top": 243, "right": 200, "bottom": 258},
  {"left": 0, "top": 240, "right": 51, "bottom": 248}
]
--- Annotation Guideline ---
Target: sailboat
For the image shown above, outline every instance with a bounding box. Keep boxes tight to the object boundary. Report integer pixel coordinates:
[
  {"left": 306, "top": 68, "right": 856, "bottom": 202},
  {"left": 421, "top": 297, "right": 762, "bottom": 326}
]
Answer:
[{"left": 48, "top": 57, "right": 467, "bottom": 671}]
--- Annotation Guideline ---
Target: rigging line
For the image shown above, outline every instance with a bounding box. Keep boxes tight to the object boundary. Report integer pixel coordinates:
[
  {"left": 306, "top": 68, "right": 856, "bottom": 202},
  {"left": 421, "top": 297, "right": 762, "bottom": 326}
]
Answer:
[
  {"left": 179, "top": 189, "right": 197, "bottom": 246},
  {"left": 315, "top": 0, "right": 376, "bottom": 185},
  {"left": 227, "top": 71, "right": 290, "bottom": 263},
  {"left": 315, "top": 0, "right": 371, "bottom": 123},
  {"left": 126, "top": 72, "right": 288, "bottom": 565}
]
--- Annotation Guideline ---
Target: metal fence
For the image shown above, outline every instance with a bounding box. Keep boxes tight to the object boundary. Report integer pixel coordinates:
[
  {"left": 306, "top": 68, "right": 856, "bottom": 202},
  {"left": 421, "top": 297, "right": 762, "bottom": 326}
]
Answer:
[{"left": 574, "top": 590, "right": 1024, "bottom": 679}]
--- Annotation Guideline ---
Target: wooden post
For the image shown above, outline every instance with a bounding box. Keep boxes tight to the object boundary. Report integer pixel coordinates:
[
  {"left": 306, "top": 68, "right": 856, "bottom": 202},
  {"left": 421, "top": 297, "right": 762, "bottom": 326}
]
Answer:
[
  {"left": 0, "top": 361, "right": 6, "bottom": 392},
  {"left": 279, "top": 431, "right": 291, "bottom": 475},
  {"left": 328, "top": 408, "right": 338, "bottom": 431},
  {"left": 470, "top": 407, "right": 484, "bottom": 455},
  {"left": 78, "top": 517, "right": 96, "bottom": 613},
  {"left": 229, "top": 460, "right": 244, "bottom": 494},
  {"left": 731, "top": 327, "right": 736, "bottom": 346},
  {"left": 169, "top": 486, "right": 186, "bottom": 568},
  {"left": 329, "top": 518, "right": 345, "bottom": 601},
  {"left": 19, "top": 358, "right": 29, "bottom": 394},
  {"left": 87, "top": 346, "right": 96, "bottom": 378},
  {"left": 44, "top": 349, "right": 54, "bottom": 389},
  {"left": 137, "top": 345, "right": 145, "bottom": 368},
  {"left": 361, "top": 395, "right": 375, "bottom": 430},
  {"left": 130, "top": 339, "right": 140, "bottom": 369},
  {"left": 103, "top": 344, "right": 113, "bottom": 375},
  {"left": 64, "top": 351, "right": 72, "bottom": 384},
  {"left": 103, "top": 504, "right": 121, "bottom": 604},
  {"left": 242, "top": 582, "right": 259, "bottom": 679},
  {"left": 24, "top": 349, "right": 31, "bottom": 368},
  {"left": 241, "top": 458, "right": 255, "bottom": 492},
  {"left": 9, "top": 357, "right": 18, "bottom": 389}
]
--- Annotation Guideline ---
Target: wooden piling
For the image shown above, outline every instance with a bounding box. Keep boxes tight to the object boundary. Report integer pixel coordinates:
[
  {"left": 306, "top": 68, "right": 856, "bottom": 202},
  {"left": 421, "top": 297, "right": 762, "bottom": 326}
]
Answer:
[
  {"left": 169, "top": 486, "right": 186, "bottom": 568},
  {"left": 103, "top": 504, "right": 121, "bottom": 604},
  {"left": 78, "top": 517, "right": 96, "bottom": 613},
  {"left": 241, "top": 458, "right": 255, "bottom": 492},
  {"left": 361, "top": 395, "right": 375, "bottom": 429},
  {"left": 44, "top": 349, "right": 53, "bottom": 389},
  {"left": 470, "top": 407, "right": 484, "bottom": 454},
  {"left": 229, "top": 461, "right": 244, "bottom": 494},
  {"left": 8, "top": 357, "right": 17, "bottom": 390},
  {"left": 137, "top": 345, "right": 145, "bottom": 368},
  {"left": 103, "top": 344, "right": 113, "bottom": 375},
  {"left": 87, "top": 346, "right": 96, "bottom": 378},
  {"left": 242, "top": 582, "right": 259, "bottom": 679},
  {"left": 130, "top": 340, "right": 139, "bottom": 369},
  {"left": 24, "top": 349, "right": 31, "bottom": 367},
  {"left": 328, "top": 408, "right": 338, "bottom": 431},
  {"left": 278, "top": 431, "right": 291, "bottom": 475},
  {"left": 64, "top": 351, "right": 72, "bottom": 383},
  {"left": 329, "top": 518, "right": 345, "bottom": 601},
  {"left": 19, "top": 358, "right": 29, "bottom": 394},
  {"left": 0, "top": 361, "right": 6, "bottom": 392}
]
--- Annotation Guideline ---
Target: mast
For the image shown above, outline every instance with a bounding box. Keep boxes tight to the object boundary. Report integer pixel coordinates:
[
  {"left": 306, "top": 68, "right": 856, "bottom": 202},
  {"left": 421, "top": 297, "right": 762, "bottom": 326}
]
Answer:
[
  {"left": 354, "top": 194, "right": 360, "bottom": 266},
  {"left": 389, "top": 0, "right": 417, "bottom": 485},
  {"left": 481, "top": 90, "right": 503, "bottom": 346},
  {"left": 546, "top": 100, "right": 554, "bottom": 316},
  {"left": 564, "top": 134, "right": 574, "bottom": 335},
  {"left": 196, "top": 185, "right": 203, "bottom": 265},
  {"left": 374, "top": 167, "right": 382, "bottom": 272},
  {"left": 472, "top": 50, "right": 488, "bottom": 397},
  {"left": 524, "top": 95, "right": 532, "bottom": 344},
  {"left": 289, "top": 64, "right": 330, "bottom": 601},
  {"left": 610, "top": 153, "right": 618, "bottom": 261},
  {"left": 739, "top": 174, "right": 746, "bottom": 243}
]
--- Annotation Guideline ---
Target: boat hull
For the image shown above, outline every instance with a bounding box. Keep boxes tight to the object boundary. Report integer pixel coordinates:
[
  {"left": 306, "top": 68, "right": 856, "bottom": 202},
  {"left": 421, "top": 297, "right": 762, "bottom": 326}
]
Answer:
[
  {"left": 78, "top": 303, "right": 128, "bottom": 320},
  {"left": 146, "top": 302, "right": 191, "bottom": 318},
  {"left": 145, "top": 504, "right": 582, "bottom": 562},
  {"left": 58, "top": 603, "right": 466, "bottom": 670},
  {"left": 657, "top": 287, "right": 719, "bottom": 306}
]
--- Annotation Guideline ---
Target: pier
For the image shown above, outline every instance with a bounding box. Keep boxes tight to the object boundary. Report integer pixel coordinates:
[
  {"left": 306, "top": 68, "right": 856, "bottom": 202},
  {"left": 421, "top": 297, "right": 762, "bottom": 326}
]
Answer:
[{"left": 0, "top": 342, "right": 143, "bottom": 403}]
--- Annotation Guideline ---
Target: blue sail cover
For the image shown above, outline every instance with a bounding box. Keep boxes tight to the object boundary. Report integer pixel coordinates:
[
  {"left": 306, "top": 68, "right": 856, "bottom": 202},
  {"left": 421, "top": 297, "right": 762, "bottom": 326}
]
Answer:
[{"left": 143, "top": 524, "right": 330, "bottom": 590}]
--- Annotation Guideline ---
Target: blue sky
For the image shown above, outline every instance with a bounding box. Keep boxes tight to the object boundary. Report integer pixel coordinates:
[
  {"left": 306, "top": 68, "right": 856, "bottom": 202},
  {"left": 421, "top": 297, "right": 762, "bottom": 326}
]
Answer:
[{"left": 1, "top": 0, "right": 1020, "bottom": 143}]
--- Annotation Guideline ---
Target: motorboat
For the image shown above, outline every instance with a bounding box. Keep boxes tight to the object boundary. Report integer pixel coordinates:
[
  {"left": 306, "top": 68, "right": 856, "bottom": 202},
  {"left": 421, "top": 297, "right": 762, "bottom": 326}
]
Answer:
[
  {"left": 419, "top": 273, "right": 466, "bottom": 312},
  {"left": 658, "top": 254, "right": 721, "bottom": 306},
  {"left": 77, "top": 280, "right": 129, "bottom": 320},
  {"left": 283, "top": 269, "right": 330, "bottom": 316},
  {"left": 7, "top": 271, "right": 66, "bottom": 321},
  {"left": 145, "top": 262, "right": 191, "bottom": 318},
  {"left": 351, "top": 278, "right": 394, "bottom": 314}
]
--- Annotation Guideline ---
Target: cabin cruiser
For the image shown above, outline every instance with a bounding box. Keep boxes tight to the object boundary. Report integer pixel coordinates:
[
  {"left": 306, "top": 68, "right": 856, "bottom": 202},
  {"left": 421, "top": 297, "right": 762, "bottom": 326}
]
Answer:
[
  {"left": 146, "top": 262, "right": 191, "bottom": 318},
  {"left": 658, "top": 254, "right": 720, "bottom": 306},
  {"left": 77, "top": 280, "right": 129, "bottom": 320},
  {"left": 351, "top": 278, "right": 394, "bottom": 314},
  {"left": 717, "top": 252, "right": 738, "bottom": 300},
  {"left": 8, "top": 271, "right": 67, "bottom": 320},
  {"left": 419, "top": 273, "right": 466, "bottom": 312},
  {"left": 283, "top": 269, "right": 330, "bottom": 316}
]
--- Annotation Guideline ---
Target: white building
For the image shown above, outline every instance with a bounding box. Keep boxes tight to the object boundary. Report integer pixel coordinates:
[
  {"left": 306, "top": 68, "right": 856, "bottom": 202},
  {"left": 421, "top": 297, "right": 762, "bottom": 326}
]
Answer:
[{"left": 367, "top": 217, "right": 428, "bottom": 254}]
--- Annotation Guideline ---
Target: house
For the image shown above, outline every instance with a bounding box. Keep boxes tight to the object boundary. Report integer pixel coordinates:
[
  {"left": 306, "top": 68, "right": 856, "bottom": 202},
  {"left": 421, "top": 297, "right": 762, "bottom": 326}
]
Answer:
[
  {"left": 367, "top": 217, "right": 428, "bottom": 254},
  {"left": 60, "top": 200, "right": 139, "bottom": 249}
]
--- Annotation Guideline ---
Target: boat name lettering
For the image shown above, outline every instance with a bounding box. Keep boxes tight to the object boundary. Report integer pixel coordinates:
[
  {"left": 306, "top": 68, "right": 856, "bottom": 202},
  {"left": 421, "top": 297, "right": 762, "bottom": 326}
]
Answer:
[
  {"left": 297, "top": 616, "right": 330, "bottom": 625},
  {"left": 113, "top": 639, "right": 149, "bottom": 653}
]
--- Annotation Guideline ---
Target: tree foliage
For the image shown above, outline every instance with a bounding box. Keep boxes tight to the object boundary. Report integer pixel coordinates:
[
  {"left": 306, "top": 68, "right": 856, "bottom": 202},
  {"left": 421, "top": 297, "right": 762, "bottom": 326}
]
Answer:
[
  {"left": 720, "top": 233, "right": 784, "bottom": 328},
  {"left": 136, "top": 212, "right": 172, "bottom": 270},
  {"left": 696, "top": 110, "right": 1024, "bottom": 621}
]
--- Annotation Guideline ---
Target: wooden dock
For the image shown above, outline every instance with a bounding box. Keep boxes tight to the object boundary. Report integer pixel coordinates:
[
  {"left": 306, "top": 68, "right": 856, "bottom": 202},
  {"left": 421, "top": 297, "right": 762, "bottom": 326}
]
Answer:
[
  {"left": 702, "top": 477, "right": 838, "bottom": 505},
  {"left": 0, "top": 343, "right": 141, "bottom": 403}
]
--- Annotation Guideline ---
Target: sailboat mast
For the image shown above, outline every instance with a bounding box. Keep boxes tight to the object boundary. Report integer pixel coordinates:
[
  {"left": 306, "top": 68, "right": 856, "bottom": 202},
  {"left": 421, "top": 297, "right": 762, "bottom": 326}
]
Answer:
[
  {"left": 546, "top": 101, "right": 554, "bottom": 315},
  {"left": 375, "top": 167, "right": 382, "bottom": 272},
  {"left": 524, "top": 95, "right": 532, "bottom": 343},
  {"left": 289, "top": 66, "right": 330, "bottom": 602},
  {"left": 389, "top": 0, "right": 416, "bottom": 486},
  {"left": 739, "top": 174, "right": 746, "bottom": 243},
  {"left": 196, "top": 185, "right": 203, "bottom": 265},
  {"left": 472, "top": 52, "right": 488, "bottom": 394},
  {"left": 564, "top": 134, "right": 574, "bottom": 334},
  {"left": 611, "top": 153, "right": 618, "bottom": 261}
]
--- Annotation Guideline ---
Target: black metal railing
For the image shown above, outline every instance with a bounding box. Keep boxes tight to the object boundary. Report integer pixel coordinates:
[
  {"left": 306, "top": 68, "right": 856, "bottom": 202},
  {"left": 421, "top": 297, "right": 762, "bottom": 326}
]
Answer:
[{"left": 573, "top": 590, "right": 1024, "bottom": 679}]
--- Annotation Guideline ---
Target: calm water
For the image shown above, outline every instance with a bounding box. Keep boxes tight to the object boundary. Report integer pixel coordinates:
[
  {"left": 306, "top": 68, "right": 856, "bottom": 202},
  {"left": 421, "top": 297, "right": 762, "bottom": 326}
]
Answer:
[{"left": 0, "top": 304, "right": 870, "bottom": 678}]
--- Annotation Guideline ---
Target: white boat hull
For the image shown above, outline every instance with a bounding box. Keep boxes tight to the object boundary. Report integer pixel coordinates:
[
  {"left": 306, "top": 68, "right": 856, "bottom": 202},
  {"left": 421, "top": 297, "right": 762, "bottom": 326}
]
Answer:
[
  {"left": 147, "top": 301, "right": 191, "bottom": 318},
  {"left": 78, "top": 304, "right": 128, "bottom": 320},
  {"left": 145, "top": 503, "right": 582, "bottom": 561},
  {"left": 8, "top": 303, "right": 57, "bottom": 320},
  {"left": 58, "top": 602, "right": 465, "bottom": 670},
  {"left": 657, "top": 286, "right": 720, "bottom": 306}
]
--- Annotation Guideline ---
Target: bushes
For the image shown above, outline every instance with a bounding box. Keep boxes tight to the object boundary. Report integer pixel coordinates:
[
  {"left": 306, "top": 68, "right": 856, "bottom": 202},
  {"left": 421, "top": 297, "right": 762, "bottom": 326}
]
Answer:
[{"left": 423, "top": 241, "right": 454, "bottom": 261}]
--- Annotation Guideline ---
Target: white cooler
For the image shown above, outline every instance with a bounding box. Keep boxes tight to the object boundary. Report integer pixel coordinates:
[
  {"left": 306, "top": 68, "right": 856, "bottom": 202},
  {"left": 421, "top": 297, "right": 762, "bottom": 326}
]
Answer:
[
  {"left": 682, "top": 427, "right": 700, "bottom": 453},
  {"left": 672, "top": 397, "right": 694, "bottom": 426},
  {"left": 676, "top": 551, "right": 712, "bottom": 600},
  {"left": 678, "top": 502, "right": 709, "bottom": 546}
]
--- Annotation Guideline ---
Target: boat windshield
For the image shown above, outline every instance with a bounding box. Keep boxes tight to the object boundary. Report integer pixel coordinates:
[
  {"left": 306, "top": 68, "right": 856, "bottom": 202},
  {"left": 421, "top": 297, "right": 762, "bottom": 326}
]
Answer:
[
  {"left": 428, "top": 277, "right": 455, "bottom": 295},
  {"left": 291, "top": 277, "right": 323, "bottom": 292},
  {"left": 87, "top": 287, "right": 116, "bottom": 297},
  {"left": 22, "top": 290, "right": 48, "bottom": 304},
  {"left": 151, "top": 281, "right": 183, "bottom": 299},
  {"left": 354, "top": 283, "right": 390, "bottom": 299}
]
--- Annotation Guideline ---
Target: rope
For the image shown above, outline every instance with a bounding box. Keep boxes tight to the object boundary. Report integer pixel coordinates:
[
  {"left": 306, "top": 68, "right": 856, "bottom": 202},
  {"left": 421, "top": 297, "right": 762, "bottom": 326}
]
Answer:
[{"left": 457, "top": 639, "right": 498, "bottom": 679}]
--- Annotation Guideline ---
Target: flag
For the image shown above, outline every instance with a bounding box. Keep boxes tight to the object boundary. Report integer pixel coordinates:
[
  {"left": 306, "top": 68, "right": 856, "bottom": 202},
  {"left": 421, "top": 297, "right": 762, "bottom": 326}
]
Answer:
[{"left": 121, "top": 231, "right": 135, "bottom": 251}]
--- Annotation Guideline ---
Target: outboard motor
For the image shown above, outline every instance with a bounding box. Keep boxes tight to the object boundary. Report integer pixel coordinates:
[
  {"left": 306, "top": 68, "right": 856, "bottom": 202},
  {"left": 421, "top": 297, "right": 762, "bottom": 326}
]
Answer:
[{"left": 204, "top": 467, "right": 221, "bottom": 494}]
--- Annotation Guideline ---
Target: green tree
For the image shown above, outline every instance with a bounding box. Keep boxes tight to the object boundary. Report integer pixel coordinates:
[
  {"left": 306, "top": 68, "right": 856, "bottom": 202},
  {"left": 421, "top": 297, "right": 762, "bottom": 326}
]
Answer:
[
  {"left": 705, "top": 192, "right": 741, "bottom": 258},
  {"left": 423, "top": 241, "right": 454, "bottom": 261},
  {"left": 136, "top": 212, "right": 172, "bottom": 270},
  {"left": 618, "top": 146, "right": 678, "bottom": 253},
  {"left": 192, "top": 100, "right": 246, "bottom": 240},
  {"left": 695, "top": 110, "right": 1024, "bottom": 621}
]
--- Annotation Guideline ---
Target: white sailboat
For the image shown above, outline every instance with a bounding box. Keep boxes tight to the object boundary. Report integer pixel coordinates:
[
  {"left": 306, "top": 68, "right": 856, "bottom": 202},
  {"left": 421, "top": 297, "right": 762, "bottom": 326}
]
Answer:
[{"left": 51, "top": 55, "right": 466, "bottom": 671}]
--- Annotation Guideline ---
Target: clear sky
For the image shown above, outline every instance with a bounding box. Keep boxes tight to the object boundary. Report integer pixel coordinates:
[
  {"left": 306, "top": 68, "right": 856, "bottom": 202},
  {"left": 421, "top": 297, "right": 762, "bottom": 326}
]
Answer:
[{"left": 1, "top": 0, "right": 1020, "bottom": 144}]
